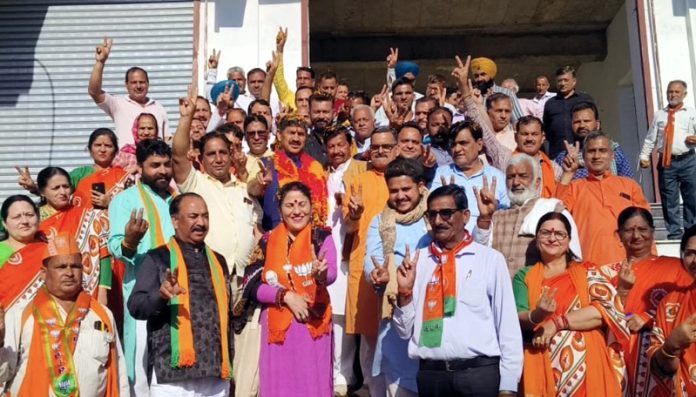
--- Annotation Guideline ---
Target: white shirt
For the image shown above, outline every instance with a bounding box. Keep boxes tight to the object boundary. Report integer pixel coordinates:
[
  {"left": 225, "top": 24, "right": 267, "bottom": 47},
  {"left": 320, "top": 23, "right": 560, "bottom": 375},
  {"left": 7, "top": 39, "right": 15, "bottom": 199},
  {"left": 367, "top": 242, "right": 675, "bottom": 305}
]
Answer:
[
  {"left": 640, "top": 105, "right": 696, "bottom": 161},
  {"left": 0, "top": 301, "right": 130, "bottom": 396},
  {"left": 96, "top": 93, "right": 170, "bottom": 146},
  {"left": 327, "top": 159, "right": 351, "bottom": 314},
  {"left": 392, "top": 241, "right": 523, "bottom": 392}
]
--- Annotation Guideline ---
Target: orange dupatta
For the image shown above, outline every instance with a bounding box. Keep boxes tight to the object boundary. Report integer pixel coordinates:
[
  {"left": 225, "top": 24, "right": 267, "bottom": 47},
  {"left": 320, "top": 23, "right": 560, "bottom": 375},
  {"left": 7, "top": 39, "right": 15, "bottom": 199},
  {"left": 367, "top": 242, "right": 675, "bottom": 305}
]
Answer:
[
  {"left": 71, "top": 166, "right": 129, "bottom": 209},
  {"left": 18, "top": 288, "right": 120, "bottom": 397},
  {"left": 274, "top": 151, "right": 329, "bottom": 227},
  {"left": 522, "top": 262, "right": 625, "bottom": 397},
  {"left": 262, "top": 223, "right": 331, "bottom": 343},
  {"left": 0, "top": 241, "right": 47, "bottom": 310}
]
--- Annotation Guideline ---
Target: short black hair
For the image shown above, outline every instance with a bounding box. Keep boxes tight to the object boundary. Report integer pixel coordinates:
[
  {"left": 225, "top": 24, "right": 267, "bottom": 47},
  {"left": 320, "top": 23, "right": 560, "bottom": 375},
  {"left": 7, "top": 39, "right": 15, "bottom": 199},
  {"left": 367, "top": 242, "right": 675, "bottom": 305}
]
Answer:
[
  {"left": 571, "top": 101, "right": 599, "bottom": 120},
  {"left": 348, "top": 90, "right": 371, "bottom": 105},
  {"left": 198, "top": 131, "right": 231, "bottom": 153},
  {"left": 391, "top": 77, "right": 414, "bottom": 94},
  {"left": 681, "top": 225, "right": 696, "bottom": 257},
  {"left": 325, "top": 126, "right": 353, "bottom": 146},
  {"left": 450, "top": 120, "right": 482, "bottom": 144},
  {"left": 1, "top": 194, "right": 38, "bottom": 222},
  {"left": 427, "top": 106, "right": 453, "bottom": 123},
  {"left": 216, "top": 123, "right": 244, "bottom": 140},
  {"left": 428, "top": 185, "right": 468, "bottom": 210},
  {"left": 398, "top": 121, "right": 424, "bottom": 137},
  {"left": 88, "top": 128, "right": 119, "bottom": 151},
  {"left": 556, "top": 66, "right": 576, "bottom": 77},
  {"left": 310, "top": 91, "right": 334, "bottom": 106},
  {"left": 371, "top": 126, "right": 398, "bottom": 141},
  {"left": 170, "top": 192, "right": 204, "bottom": 216},
  {"left": 385, "top": 157, "right": 424, "bottom": 184},
  {"left": 319, "top": 71, "right": 337, "bottom": 81},
  {"left": 247, "top": 68, "right": 266, "bottom": 79},
  {"left": 486, "top": 92, "right": 511, "bottom": 110},
  {"left": 415, "top": 96, "right": 438, "bottom": 108},
  {"left": 125, "top": 66, "right": 149, "bottom": 83},
  {"left": 515, "top": 115, "right": 544, "bottom": 133},
  {"left": 244, "top": 114, "right": 269, "bottom": 131},
  {"left": 136, "top": 139, "right": 172, "bottom": 165},
  {"left": 297, "top": 66, "right": 315, "bottom": 79},
  {"left": 248, "top": 99, "right": 272, "bottom": 115}
]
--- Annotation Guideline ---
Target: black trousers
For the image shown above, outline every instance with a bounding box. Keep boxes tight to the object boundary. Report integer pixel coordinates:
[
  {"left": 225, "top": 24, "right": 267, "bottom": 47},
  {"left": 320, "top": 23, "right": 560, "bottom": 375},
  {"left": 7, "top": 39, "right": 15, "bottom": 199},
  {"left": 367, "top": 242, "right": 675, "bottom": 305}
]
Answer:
[{"left": 416, "top": 357, "right": 501, "bottom": 397}]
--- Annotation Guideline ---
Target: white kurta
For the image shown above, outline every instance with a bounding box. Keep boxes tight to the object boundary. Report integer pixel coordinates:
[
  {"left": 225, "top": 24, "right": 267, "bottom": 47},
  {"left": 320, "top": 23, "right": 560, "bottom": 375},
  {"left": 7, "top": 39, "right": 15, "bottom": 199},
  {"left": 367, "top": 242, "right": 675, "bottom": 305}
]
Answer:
[{"left": 0, "top": 301, "right": 130, "bottom": 397}]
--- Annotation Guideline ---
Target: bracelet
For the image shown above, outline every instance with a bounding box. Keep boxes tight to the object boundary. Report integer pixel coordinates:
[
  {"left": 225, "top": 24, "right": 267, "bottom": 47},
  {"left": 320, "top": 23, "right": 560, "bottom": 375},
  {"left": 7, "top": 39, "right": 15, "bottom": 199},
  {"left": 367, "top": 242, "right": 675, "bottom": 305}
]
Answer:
[
  {"left": 121, "top": 240, "right": 136, "bottom": 251},
  {"left": 275, "top": 288, "right": 288, "bottom": 308},
  {"left": 528, "top": 310, "right": 541, "bottom": 325},
  {"left": 397, "top": 287, "right": 413, "bottom": 299},
  {"left": 661, "top": 345, "right": 680, "bottom": 359}
]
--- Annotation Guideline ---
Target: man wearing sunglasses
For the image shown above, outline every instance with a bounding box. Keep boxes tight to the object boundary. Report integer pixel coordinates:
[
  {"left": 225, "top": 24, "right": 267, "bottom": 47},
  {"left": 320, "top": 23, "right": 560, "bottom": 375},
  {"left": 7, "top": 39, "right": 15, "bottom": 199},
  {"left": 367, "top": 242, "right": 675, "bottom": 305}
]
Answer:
[{"left": 392, "top": 184, "right": 522, "bottom": 396}]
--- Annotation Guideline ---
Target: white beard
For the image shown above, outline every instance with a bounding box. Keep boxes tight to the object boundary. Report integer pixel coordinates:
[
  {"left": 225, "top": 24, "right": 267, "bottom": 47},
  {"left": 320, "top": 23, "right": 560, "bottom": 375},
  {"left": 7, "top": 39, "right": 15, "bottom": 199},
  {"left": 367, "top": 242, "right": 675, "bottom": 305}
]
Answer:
[{"left": 508, "top": 187, "right": 537, "bottom": 207}]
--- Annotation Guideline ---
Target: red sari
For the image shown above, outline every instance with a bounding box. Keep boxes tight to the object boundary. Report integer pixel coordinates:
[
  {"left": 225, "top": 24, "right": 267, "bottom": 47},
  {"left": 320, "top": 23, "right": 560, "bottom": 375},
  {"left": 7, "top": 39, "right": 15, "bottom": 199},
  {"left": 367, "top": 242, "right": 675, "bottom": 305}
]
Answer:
[
  {"left": 600, "top": 256, "right": 693, "bottom": 397},
  {"left": 648, "top": 284, "right": 696, "bottom": 397}
]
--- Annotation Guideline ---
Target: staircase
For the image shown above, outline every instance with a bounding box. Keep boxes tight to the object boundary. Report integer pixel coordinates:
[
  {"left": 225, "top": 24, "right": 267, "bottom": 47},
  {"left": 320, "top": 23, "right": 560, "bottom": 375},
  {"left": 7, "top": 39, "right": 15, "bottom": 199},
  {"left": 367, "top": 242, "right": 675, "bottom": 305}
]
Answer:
[{"left": 651, "top": 203, "right": 683, "bottom": 256}]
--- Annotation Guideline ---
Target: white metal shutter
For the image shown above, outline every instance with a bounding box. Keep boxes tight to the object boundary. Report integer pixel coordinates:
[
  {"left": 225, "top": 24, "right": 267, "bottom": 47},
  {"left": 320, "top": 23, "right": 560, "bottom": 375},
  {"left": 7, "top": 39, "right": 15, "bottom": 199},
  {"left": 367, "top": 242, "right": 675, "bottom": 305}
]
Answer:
[{"left": 0, "top": 0, "right": 193, "bottom": 201}]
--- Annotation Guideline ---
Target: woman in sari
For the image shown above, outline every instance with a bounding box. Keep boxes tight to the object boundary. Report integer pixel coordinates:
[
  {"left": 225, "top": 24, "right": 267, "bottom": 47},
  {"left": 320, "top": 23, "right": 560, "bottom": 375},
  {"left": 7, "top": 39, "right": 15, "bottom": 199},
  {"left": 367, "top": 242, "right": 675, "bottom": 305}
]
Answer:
[
  {"left": 112, "top": 112, "right": 159, "bottom": 171},
  {"left": 0, "top": 194, "right": 47, "bottom": 310},
  {"left": 235, "top": 181, "right": 336, "bottom": 396},
  {"left": 513, "top": 211, "right": 629, "bottom": 396},
  {"left": 647, "top": 225, "right": 696, "bottom": 397},
  {"left": 35, "top": 166, "right": 111, "bottom": 303},
  {"left": 599, "top": 207, "right": 692, "bottom": 397}
]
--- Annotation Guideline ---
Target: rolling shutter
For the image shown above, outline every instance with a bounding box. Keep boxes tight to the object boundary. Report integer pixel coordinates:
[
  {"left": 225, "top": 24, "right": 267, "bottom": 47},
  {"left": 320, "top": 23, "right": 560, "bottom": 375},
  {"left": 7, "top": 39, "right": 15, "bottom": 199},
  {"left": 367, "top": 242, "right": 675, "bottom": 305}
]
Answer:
[{"left": 0, "top": 0, "right": 193, "bottom": 201}]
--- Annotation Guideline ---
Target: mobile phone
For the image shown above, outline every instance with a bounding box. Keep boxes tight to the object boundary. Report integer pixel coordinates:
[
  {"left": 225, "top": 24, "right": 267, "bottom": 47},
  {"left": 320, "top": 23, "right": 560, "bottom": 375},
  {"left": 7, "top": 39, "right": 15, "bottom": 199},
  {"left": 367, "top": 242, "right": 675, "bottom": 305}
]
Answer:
[{"left": 92, "top": 182, "right": 106, "bottom": 209}]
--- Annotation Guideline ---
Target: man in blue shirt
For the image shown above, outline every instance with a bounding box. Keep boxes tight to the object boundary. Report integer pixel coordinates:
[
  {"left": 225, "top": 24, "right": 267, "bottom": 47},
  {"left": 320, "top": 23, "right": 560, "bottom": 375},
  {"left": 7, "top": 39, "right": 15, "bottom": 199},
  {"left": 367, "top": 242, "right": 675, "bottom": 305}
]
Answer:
[
  {"left": 431, "top": 120, "right": 509, "bottom": 231},
  {"left": 108, "top": 139, "right": 177, "bottom": 396},
  {"left": 393, "top": 184, "right": 522, "bottom": 396},
  {"left": 554, "top": 101, "right": 634, "bottom": 179},
  {"left": 364, "top": 157, "right": 432, "bottom": 396}
]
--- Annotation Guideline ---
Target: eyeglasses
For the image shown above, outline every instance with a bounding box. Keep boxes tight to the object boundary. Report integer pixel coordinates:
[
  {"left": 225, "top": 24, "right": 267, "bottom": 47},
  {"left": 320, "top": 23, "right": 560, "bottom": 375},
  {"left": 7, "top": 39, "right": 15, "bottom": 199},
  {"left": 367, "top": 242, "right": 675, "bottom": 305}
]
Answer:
[
  {"left": 537, "top": 229, "right": 569, "bottom": 240},
  {"left": 246, "top": 130, "right": 268, "bottom": 138},
  {"left": 369, "top": 143, "right": 396, "bottom": 152},
  {"left": 425, "top": 208, "right": 460, "bottom": 221},
  {"left": 619, "top": 226, "right": 653, "bottom": 236}
]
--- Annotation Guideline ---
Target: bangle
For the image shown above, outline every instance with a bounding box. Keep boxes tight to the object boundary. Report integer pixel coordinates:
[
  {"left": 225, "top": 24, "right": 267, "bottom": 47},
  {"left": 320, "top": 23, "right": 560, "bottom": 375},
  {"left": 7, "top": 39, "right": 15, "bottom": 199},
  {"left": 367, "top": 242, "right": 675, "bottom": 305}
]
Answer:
[
  {"left": 661, "top": 345, "right": 680, "bottom": 359},
  {"left": 276, "top": 288, "right": 288, "bottom": 308},
  {"left": 397, "top": 287, "right": 413, "bottom": 299},
  {"left": 528, "top": 310, "right": 541, "bottom": 325},
  {"left": 561, "top": 314, "right": 569, "bottom": 330}
]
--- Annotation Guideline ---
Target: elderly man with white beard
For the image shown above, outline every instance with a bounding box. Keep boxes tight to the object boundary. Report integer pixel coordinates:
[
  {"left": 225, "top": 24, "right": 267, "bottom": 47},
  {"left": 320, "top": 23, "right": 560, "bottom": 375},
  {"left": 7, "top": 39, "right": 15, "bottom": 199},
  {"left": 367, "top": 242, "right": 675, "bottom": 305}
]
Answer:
[{"left": 472, "top": 153, "right": 582, "bottom": 277}]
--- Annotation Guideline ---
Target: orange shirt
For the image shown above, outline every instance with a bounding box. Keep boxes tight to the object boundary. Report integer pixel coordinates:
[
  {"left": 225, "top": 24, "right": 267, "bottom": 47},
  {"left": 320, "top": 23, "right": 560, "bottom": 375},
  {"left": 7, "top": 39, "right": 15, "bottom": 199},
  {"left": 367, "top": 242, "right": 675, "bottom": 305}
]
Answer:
[
  {"left": 555, "top": 172, "right": 649, "bottom": 266},
  {"left": 343, "top": 170, "right": 388, "bottom": 336}
]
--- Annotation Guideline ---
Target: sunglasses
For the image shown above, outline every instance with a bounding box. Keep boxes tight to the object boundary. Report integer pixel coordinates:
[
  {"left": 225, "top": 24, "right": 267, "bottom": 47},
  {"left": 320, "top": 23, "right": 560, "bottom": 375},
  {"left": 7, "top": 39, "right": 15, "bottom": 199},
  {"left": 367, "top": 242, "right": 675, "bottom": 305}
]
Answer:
[{"left": 425, "top": 208, "right": 460, "bottom": 221}]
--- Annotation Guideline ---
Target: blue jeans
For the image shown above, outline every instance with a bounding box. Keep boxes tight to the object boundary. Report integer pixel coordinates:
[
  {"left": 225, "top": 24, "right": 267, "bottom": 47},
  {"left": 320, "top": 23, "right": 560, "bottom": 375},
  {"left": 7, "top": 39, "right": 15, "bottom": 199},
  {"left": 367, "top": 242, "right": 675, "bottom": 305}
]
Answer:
[{"left": 658, "top": 153, "right": 696, "bottom": 239}]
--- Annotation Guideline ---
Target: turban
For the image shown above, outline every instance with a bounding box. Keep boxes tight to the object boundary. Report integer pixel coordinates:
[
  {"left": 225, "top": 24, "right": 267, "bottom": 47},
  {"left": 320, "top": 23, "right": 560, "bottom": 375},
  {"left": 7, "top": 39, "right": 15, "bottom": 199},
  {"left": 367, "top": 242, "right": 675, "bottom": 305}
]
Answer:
[
  {"left": 47, "top": 233, "right": 80, "bottom": 257},
  {"left": 395, "top": 61, "right": 420, "bottom": 79},
  {"left": 210, "top": 80, "right": 240, "bottom": 106},
  {"left": 470, "top": 57, "right": 497, "bottom": 79}
]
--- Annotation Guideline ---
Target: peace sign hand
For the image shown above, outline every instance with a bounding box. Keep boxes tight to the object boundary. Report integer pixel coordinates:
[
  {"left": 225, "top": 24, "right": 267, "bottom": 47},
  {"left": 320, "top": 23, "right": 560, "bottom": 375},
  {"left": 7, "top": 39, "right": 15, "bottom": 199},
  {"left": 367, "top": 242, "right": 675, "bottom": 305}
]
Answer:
[
  {"left": 422, "top": 145, "right": 437, "bottom": 168},
  {"left": 473, "top": 175, "right": 498, "bottom": 218},
  {"left": 439, "top": 174, "right": 456, "bottom": 186},
  {"left": 255, "top": 160, "right": 272, "bottom": 189},
  {"left": 311, "top": 245, "right": 328, "bottom": 285},
  {"left": 562, "top": 140, "right": 581, "bottom": 173},
  {"left": 179, "top": 85, "right": 197, "bottom": 118},
  {"left": 533, "top": 286, "right": 558, "bottom": 321},
  {"left": 217, "top": 83, "right": 233, "bottom": 112},
  {"left": 208, "top": 49, "right": 221, "bottom": 69},
  {"left": 160, "top": 268, "right": 186, "bottom": 300},
  {"left": 276, "top": 27, "right": 288, "bottom": 53},
  {"left": 124, "top": 209, "right": 149, "bottom": 248},
  {"left": 348, "top": 184, "right": 364, "bottom": 221},
  {"left": 370, "top": 256, "right": 390, "bottom": 287},
  {"left": 397, "top": 245, "right": 419, "bottom": 291},
  {"left": 618, "top": 260, "right": 636, "bottom": 292},
  {"left": 15, "top": 166, "right": 37, "bottom": 192},
  {"left": 451, "top": 55, "right": 471, "bottom": 90},
  {"left": 386, "top": 47, "right": 399, "bottom": 69},
  {"left": 95, "top": 37, "right": 112, "bottom": 63}
]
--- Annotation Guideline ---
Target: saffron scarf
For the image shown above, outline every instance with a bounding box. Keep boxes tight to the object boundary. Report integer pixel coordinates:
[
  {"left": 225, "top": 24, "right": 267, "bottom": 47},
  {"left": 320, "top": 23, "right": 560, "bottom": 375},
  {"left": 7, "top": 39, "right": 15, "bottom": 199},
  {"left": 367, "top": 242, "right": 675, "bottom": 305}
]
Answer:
[
  {"left": 662, "top": 103, "right": 683, "bottom": 168},
  {"left": 274, "top": 150, "right": 329, "bottom": 227},
  {"left": 71, "top": 166, "right": 129, "bottom": 209},
  {"left": 538, "top": 152, "right": 557, "bottom": 199},
  {"left": 0, "top": 241, "right": 47, "bottom": 310},
  {"left": 136, "top": 181, "right": 171, "bottom": 248},
  {"left": 167, "top": 237, "right": 232, "bottom": 379},
  {"left": 18, "top": 287, "right": 120, "bottom": 397},
  {"left": 377, "top": 187, "right": 429, "bottom": 319},
  {"left": 262, "top": 223, "right": 332, "bottom": 343},
  {"left": 421, "top": 233, "right": 472, "bottom": 347},
  {"left": 522, "top": 262, "right": 626, "bottom": 397}
]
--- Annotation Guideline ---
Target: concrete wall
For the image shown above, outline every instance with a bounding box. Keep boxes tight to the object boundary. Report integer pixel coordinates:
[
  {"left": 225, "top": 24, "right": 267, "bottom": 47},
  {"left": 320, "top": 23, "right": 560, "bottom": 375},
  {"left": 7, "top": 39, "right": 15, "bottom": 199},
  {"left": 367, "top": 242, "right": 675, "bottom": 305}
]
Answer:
[
  {"left": 196, "top": 0, "right": 304, "bottom": 97},
  {"left": 576, "top": 3, "right": 636, "bottom": 162}
]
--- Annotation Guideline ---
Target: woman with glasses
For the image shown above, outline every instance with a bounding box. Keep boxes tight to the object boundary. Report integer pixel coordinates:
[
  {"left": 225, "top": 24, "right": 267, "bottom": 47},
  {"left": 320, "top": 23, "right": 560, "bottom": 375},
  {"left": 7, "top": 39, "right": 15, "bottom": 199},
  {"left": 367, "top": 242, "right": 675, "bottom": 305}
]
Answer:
[
  {"left": 512, "top": 211, "right": 629, "bottom": 396},
  {"left": 598, "top": 207, "right": 692, "bottom": 397}
]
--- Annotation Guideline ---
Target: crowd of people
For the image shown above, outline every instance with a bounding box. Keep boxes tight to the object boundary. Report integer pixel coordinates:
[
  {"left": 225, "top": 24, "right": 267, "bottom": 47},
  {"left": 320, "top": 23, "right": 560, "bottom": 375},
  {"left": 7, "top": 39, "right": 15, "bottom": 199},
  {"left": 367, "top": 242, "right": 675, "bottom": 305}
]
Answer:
[{"left": 0, "top": 27, "right": 696, "bottom": 397}]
